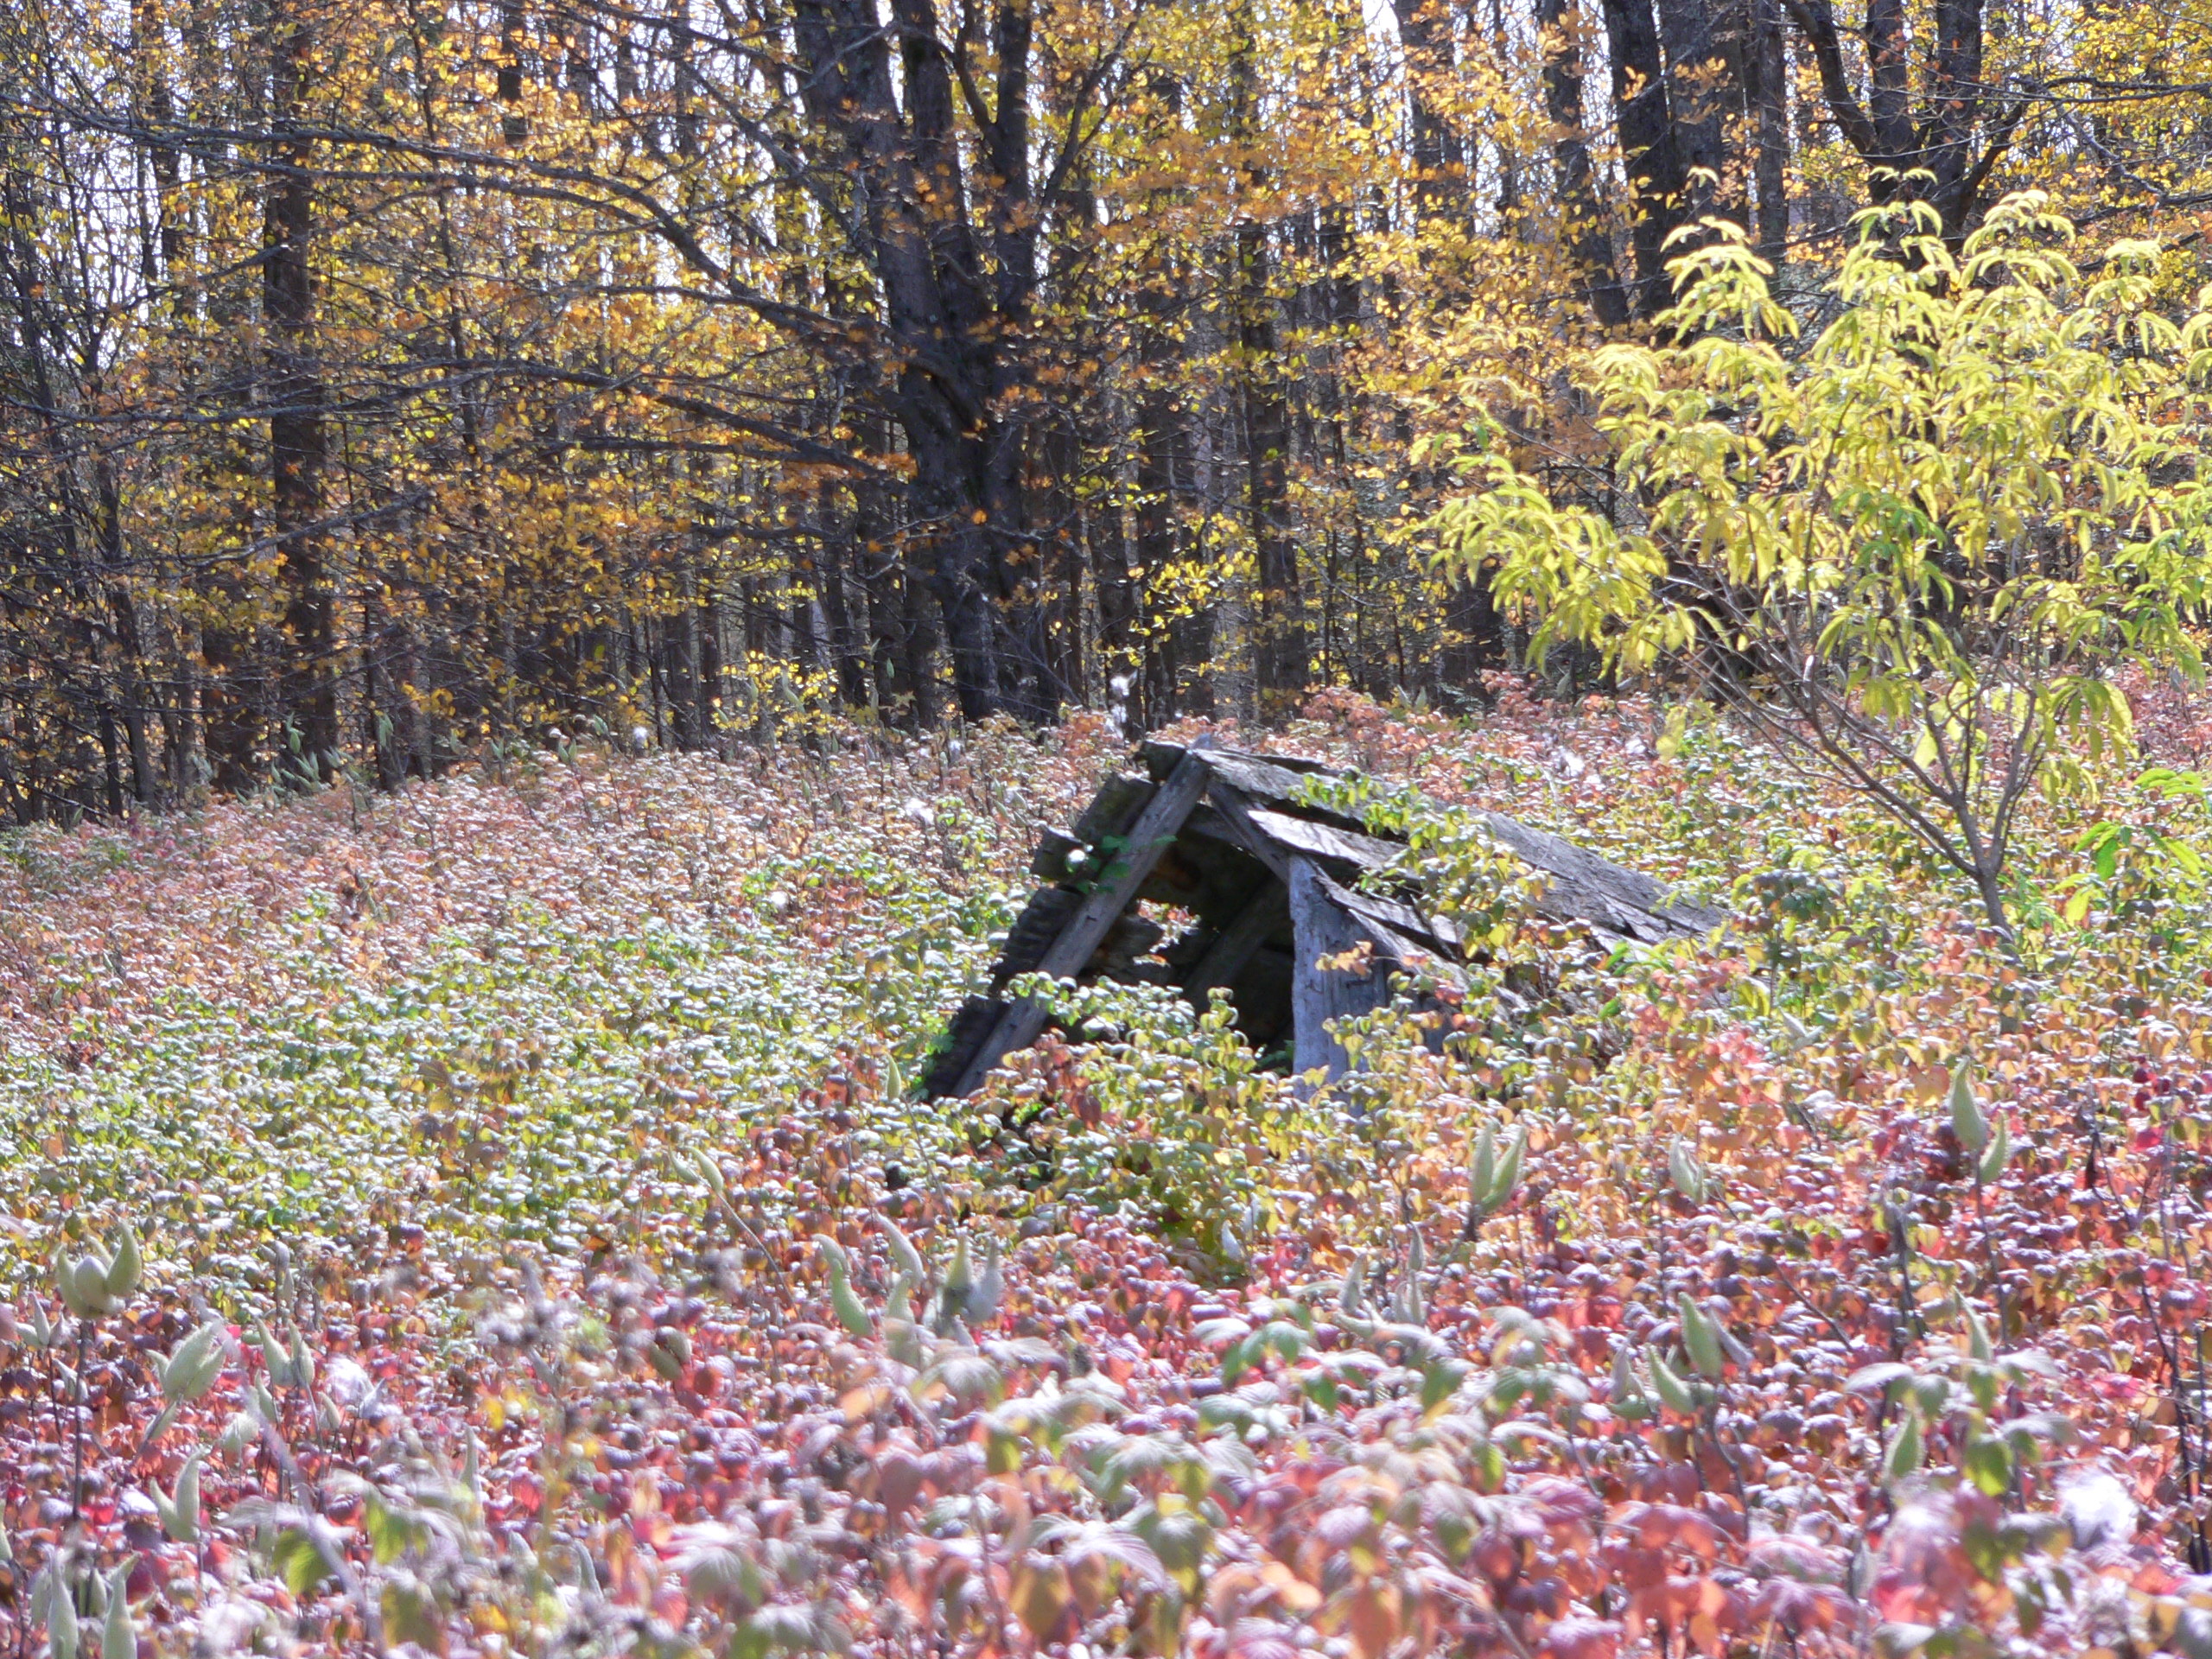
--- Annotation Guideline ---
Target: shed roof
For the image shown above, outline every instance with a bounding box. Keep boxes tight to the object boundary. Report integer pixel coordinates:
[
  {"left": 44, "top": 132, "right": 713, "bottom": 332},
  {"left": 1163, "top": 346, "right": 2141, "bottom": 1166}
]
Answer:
[{"left": 918, "top": 740, "right": 1722, "bottom": 1097}]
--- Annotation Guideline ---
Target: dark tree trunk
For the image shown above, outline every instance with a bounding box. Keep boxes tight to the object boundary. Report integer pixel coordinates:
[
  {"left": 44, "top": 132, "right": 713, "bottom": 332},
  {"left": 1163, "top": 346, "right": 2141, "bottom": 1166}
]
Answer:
[
  {"left": 898, "top": 550, "right": 944, "bottom": 728},
  {"left": 817, "top": 521, "right": 872, "bottom": 710},
  {"left": 671, "top": 588, "right": 703, "bottom": 748},
  {"left": 1599, "top": 0, "right": 1689, "bottom": 315},
  {"left": 1230, "top": 4, "right": 1306, "bottom": 712},
  {"left": 1390, "top": 0, "right": 1463, "bottom": 222},
  {"left": 1239, "top": 238, "right": 1305, "bottom": 709},
  {"left": 1652, "top": 0, "right": 1747, "bottom": 226},
  {"left": 787, "top": 0, "right": 1063, "bottom": 724},
  {"left": 1538, "top": 0, "right": 1630, "bottom": 325},
  {"left": 265, "top": 0, "right": 334, "bottom": 785},
  {"left": 1784, "top": 0, "right": 2024, "bottom": 238},
  {"left": 1750, "top": 0, "right": 1790, "bottom": 257},
  {"left": 1133, "top": 246, "right": 1205, "bottom": 721}
]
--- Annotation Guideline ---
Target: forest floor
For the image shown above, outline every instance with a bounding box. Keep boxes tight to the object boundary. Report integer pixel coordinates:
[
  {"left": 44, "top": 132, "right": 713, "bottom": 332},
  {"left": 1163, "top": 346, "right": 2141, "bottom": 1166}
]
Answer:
[{"left": 5, "top": 685, "right": 2212, "bottom": 1657}]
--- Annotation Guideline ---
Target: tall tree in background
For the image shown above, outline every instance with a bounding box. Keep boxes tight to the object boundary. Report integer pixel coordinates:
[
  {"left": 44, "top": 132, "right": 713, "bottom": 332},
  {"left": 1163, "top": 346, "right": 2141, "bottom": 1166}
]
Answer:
[
  {"left": 1783, "top": 0, "right": 2022, "bottom": 238},
  {"left": 263, "top": 0, "right": 335, "bottom": 784},
  {"left": 1538, "top": 0, "right": 1627, "bottom": 324}
]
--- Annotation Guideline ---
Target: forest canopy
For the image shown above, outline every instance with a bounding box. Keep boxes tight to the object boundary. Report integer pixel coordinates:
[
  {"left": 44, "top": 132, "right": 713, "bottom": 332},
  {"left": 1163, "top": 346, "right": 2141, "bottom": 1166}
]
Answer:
[{"left": 6, "top": 0, "right": 2212, "bottom": 811}]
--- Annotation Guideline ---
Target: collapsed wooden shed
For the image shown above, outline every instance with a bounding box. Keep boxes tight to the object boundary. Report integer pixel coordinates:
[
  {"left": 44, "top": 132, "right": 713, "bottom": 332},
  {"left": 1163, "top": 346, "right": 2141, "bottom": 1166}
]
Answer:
[{"left": 919, "top": 740, "right": 1725, "bottom": 1097}]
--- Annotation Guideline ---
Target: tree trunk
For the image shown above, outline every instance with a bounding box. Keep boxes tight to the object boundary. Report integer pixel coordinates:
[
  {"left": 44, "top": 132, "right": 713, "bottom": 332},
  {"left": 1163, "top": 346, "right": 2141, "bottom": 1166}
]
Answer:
[
  {"left": 817, "top": 518, "right": 872, "bottom": 710},
  {"left": 1652, "top": 0, "right": 1745, "bottom": 225},
  {"left": 266, "top": 0, "right": 335, "bottom": 785},
  {"left": 1538, "top": 0, "right": 1630, "bottom": 324},
  {"left": 1599, "top": 0, "right": 1688, "bottom": 315},
  {"left": 1230, "top": 3, "right": 1306, "bottom": 712},
  {"left": 1750, "top": 0, "right": 1790, "bottom": 257},
  {"left": 1784, "top": 0, "right": 2018, "bottom": 238},
  {"left": 1389, "top": 0, "right": 1463, "bottom": 222}
]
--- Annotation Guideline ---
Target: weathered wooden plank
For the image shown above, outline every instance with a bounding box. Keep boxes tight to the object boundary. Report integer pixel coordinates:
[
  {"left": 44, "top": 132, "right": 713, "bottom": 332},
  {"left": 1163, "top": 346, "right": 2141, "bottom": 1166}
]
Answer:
[
  {"left": 1475, "top": 810, "right": 1724, "bottom": 940},
  {"left": 1287, "top": 856, "right": 1408, "bottom": 1084},
  {"left": 950, "top": 751, "right": 1217, "bottom": 1096},
  {"left": 1185, "top": 880, "right": 1287, "bottom": 1006},
  {"left": 1141, "top": 741, "right": 1333, "bottom": 785},
  {"left": 1221, "top": 809, "right": 1478, "bottom": 960},
  {"left": 1244, "top": 807, "right": 1406, "bottom": 875},
  {"left": 1328, "top": 884, "right": 1464, "bottom": 957},
  {"left": 918, "top": 994, "right": 1010, "bottom": 1098},
  {"left": 1201, "top": 785, "right": 1294, "bottom": 881},
  {"left": 1202, "top": 752, "right": 1331, "bottom": 812}
]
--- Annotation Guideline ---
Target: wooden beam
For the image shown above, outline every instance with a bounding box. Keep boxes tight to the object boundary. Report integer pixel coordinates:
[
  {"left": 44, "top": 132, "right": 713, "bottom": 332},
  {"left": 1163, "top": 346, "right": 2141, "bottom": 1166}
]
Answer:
[
  {"left": 1185, "top": 880, "right": 1286, "bottom": 1007},
  {"left": 950, "top": 750, "right": 1216, "bottom": 1095},
  {"left": 1288, "top": 856, "right": 1412, "bottom": 1086},
  {"left": 1244, "top": 807, "right": 1405, "bottom": 873},
  {"left": 1203, "top": 785, "right": 1294, "bottom": 881}
]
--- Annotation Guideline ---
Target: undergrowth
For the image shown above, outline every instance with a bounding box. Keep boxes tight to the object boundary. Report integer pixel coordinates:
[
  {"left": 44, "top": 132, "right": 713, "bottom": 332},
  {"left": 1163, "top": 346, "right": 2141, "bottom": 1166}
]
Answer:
[{"left": 3, "top": 684, "right": 2212, "bottom": 1657}]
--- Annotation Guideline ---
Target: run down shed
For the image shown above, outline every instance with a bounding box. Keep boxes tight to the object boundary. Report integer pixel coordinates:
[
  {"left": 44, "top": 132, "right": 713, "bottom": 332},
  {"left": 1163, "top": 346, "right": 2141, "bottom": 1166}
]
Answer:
[{"left": 919, "top": 740, "right": 1725, "bottom": 1098}]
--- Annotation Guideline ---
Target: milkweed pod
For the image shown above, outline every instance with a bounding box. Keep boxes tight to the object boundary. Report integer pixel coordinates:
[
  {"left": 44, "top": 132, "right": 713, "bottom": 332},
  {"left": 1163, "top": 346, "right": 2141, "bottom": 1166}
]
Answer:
[
  {"left": 886, "top": 1271, "right": 916, "bottom": 1326},
  {"left": 99, "top": 1571, "right": 131, "bottom": 1659},
  {"left": 1979, "top": 1116, "right": 2012, "bottom": 1184},
  {"left": 1668, "top": 1138, "right": 1706, "bottom": 1205},
  {"left": 1966, "top": 1306, "right": 1994, "bottom": 1364},
  {"left": 160, "top": 1452, "right": 203, "bottom": 1544},
  {"left": 816, "top": 1236, "right": 873, "bottom": 1338},
  {"left": 1470, "top": 1127, "right": 1496, "bottom": 1213},
  {"left": 1648, "top": 1345, "right": 1696, "bottom": 1414},
  {"left": 1338, "top": 1251, "right": 1369, "bottom": 1319},
  {"left": 1611, "top": 1343, "right": 1651, "bottom": 1419},
  {"left": 98, "top": 1583, "right": 130, "bottom": 1659},
  {"left": 969, "top": 1237, "right": 1003, "bottom": 1326},
  {"left": 162, "top": 1318, "right": 229, "bottom": 1403},
  {"left": 218, "top": 1411, "right": 257, "bottom": 1462},
  {"left": 938, "top": 1236, "right": 975, "bottom": 1328},
  {"left": 1678, "top": 1294, "right": 1726, "bottom": 1382},
  {"left": 1488, "top": 1127, "right": 1527, "bottom": 1214},
  {"left": 46, "top": 1567, "right": 80, "bottom": 1659},
  {"left": 1398, "top": 1230, "right": 1427, "bottom": 1325},
  {"left": 1885, "top": 1410, "right": 1924, "bottom": 1483},
  {"left": 1950, "top": 1065, "right": 1988, "bottom": 1155},
  {"left": 103, "top": 1227, "right": 142, "bottom": 1300},
  {"left": 256, "top": 1325, "right": 296, "bottom": 1389},
  {"left": 69, "top": 1256, "right": 115, "bottom": 1319},
  {"left": 55, "top": 1251, "right": 93, "bottom": 1319},
  {"left": 692, "top": 1150, "right": 728, "bottom": 1202},
  {"left": 873, "top": 1214, "right": 927, "bottom": 1285}
]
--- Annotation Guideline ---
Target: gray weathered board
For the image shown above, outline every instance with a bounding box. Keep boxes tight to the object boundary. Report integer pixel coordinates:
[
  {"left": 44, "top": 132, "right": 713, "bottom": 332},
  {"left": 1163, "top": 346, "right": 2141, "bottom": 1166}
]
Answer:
[{"left": 918, "top": 741, "right": 1723, "bottom": 1097}]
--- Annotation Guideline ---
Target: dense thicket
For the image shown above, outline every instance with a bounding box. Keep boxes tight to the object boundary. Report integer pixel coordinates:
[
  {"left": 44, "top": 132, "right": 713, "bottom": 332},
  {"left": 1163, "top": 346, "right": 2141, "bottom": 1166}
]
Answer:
[{"left": 2, "top": 0, "right": 2210, "bottom": 811}]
